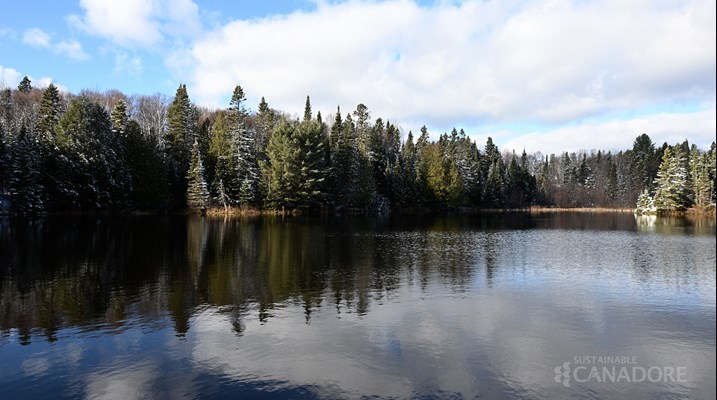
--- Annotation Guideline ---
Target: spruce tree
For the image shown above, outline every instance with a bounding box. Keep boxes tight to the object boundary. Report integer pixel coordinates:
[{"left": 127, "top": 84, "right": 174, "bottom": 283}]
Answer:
[
  {"left": 37, "top": 83, "right": 61, "bottom": 140},
  {"left": 653, "top": 146, "right": 690, "bottom": 211},
  {"left": 264, "top": 119, "right": 300, "bottom": 209},
  {"left": 186, "top": 140, "right": 210, "bottom": 211},
  {"left": 18, "top": 76, "right": 32, "bottom": 93},
  {"left": 9, "top": 125, "right": 45, "bottom": 214},
  {"left": 689, "top": 146, "right": 712, "bottom": 207},
  {"left": 229, "top": 85, "right": 259, "bottom": 206},
  {"left": 208, "top": 113, "right": 238, "bottom": 205},
  {"left": 124, "top": 120, "right": 169, "bottom": 209},
  {"left": 635, "top": 188, "right": 655, "bottom": 215},
  {"left": 165, "top": 84, "right": 195, "bottom": 208},
  {"left": 304, "top": 95, "right": 312, "bottom": 122},
  {"left": 110, "top": 99, "right": 128, "bottom": 135}
]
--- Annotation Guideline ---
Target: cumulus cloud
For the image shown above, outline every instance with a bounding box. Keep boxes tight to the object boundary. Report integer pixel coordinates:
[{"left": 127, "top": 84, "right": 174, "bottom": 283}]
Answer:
[
  {"left": 55, "top": 40, "right": 90, "bottom": 61},
  {"left": 500, "top": 105, "right": 717, "bottom": 154},
  {"left": 0, "top": 65, "right": 22, "bottom": 88},
  {"left": 68, "top": 0, "right": 202, "bottom": 48},
  {"left": 22, "top": 28, "right": 51, "bottom": 47},
  {"left": 0, "top": 65, "right": 69, "bottom": 92},
  {"left": 22, "top": 27, "right": 89, "bottom": 61},
  {"left": 183, "top": 0, "right": 715, "bottom": 141}
]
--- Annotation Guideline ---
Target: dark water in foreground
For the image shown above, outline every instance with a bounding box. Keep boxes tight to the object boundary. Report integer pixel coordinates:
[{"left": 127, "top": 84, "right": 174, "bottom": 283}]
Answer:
[{"left": 0, "top": 213, "right": 715, "bottom": 399}]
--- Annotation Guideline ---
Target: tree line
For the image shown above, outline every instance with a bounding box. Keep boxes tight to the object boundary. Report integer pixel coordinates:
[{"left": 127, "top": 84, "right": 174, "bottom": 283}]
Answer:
[{"left": 0, "top": 77, "right": 715, "bottom": 215}]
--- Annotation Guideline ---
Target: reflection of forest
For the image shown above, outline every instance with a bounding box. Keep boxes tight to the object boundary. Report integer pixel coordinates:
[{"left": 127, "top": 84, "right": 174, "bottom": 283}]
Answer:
[
  {"left": 1, "top": 213, "right": 713, "bottom": 343},
  {"left": 0, "top": 216, "right": 481, "bottom": 342}
]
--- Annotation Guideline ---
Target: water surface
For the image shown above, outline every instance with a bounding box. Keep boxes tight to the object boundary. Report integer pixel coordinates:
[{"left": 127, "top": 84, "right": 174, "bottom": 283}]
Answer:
[{"left": 1, "top": 213, "right": 715, "bottom": 399}]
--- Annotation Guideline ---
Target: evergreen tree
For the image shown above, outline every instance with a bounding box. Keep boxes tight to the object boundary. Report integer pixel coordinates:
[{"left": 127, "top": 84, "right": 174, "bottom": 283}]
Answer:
[
  {"left": 229, "top": 85, "right": 260, "bottom": 206},
  {"left": 689, "top": 145, "right": 712, "bottom": 207},
  {"left": 53, "top": 96, "right": 130, "bottom": 209},
  {"left": 295, "top": 118, "right": 328, "bottom": 208},
  {"left": 110, "top": 99, "right": 128, "bottom": 135},
  {"left": 9, "top": 125, "right": 45, "bottom": 214},
  {"left": 481, "top": 137, "right": 503, "bottom": 206},
  {"left": 186, "top": 140, "right": 210, "bottom": 211},
  {"left": 264, "top": 119, "right": 300, "bottom": 209},
  {"left": 606, "top": 157, "right": 619, "bottom": 202},
  {"left": 485, "top": 159, "right": 505, "bottom": 207},
  {"left": 652, "top": 146, "right": 690, "bottom": 211},
  {"left": 635, "top": 188, "right": 655, "bottom": 215},
  {"left": 18, "top": 76, "right": 32, "bottom": 93},
  {"left": 396, "top": 130, "right": 418, "bottom": 206},
  {"left": 353, "top": 103, "right": 371, "bottom": 155},
  {"left": 165, "top": 84, "right": 195, "bottom": 208},
  {"left": 36, "top": 83, "right": 61, "bottom": 140},
  {"left": 255, "top": 96, "right": 275, "bottom": 160},
  {"left": 208, "top": 113, "right": 238, "bottom": 205},
  {"left": 423, "top": 142, "right": 463, "bottom": 206},
  {"left": 304, "top": 95, "right": 312, "bottom": 122},
  {"left": 124, "top": 120, "right": 169, "bottom": 209},
  {"left": 264, "top": 117, "right": 328, "bottom": 210}
]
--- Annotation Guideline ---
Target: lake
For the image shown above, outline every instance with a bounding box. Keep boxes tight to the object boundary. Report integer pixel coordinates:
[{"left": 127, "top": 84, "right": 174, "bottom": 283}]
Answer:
[{"left": 0, "top": 213, "right": 715, "bottom": 399}]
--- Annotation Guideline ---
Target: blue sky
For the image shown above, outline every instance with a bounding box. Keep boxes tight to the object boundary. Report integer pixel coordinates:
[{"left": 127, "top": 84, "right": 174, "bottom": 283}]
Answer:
[{"left": 1, "top": 0, "right": 715, "bottom": 154}]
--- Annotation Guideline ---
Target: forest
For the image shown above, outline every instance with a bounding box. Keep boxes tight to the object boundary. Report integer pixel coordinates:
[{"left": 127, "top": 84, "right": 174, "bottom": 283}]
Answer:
[{"left": 1, "top": 77, "right": 715, "bottom": 215}]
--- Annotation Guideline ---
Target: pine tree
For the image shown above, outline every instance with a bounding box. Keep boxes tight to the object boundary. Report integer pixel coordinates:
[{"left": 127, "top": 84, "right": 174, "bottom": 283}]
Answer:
[
  {"left": 124, "top": 120, "right": 169, "bottom": 209},
  {"left": 630, "top": 134, "right": 657, "bottom": 187},
  {"left": 53, "top": 96, "right": 130, "bottom": 209},
  {"left": 396, "top": 130, "right": 417, "bottom": 206},
  {"left": 9, "top": 125, "right": 45, "bottom": 214},
  {"left": 353, "top": 103, "right": 371, "bottom": 156},
  {"left": 255, "top": 96, "right": 274, "bottom": 161},
  {"left": 304, "top": 95, "right": 312, "bottom": 122},
  {"left": 186, "top": 140, "right": 210, "bottom": 211},
  {"left": 165, "top": 84, "right": 195, "bottom": 208},
  {"left": 18, "top": 76, "right": 32, "bottom": 93},
  {"left": 607, "top": 158, "right": 618, "bottom": 202},
  {"left": 295, "top": 118, "right": 328, "bottom": 208},
  {"left": 229, "top": 85, "right": 259, "bottom": 206},
  {"left": 110, "top": 99, "right": 128, "bottom": 135},
  {"left": 36, "top": 83, "right": 61, "bottom": 140},
  {"left": 653, "top": 146, "right": 690, "bottom": 211},
  {"left": 485, "top": 159, "right": 505, "bottom": 207},
  {"left": 264, "top": 117, "right": 328, "bottom": 210},
  {"left": 635, "top": 188, "right": 655, "bottom": 215},
  {"left": 208, "top": 113, "right": 238, "bottom": 205},
  {"left": 689, "top": 145, "right": 712, "bottom": 208},
  {"left": 264, "top": 119, "right": 300, "bottom": 209}
]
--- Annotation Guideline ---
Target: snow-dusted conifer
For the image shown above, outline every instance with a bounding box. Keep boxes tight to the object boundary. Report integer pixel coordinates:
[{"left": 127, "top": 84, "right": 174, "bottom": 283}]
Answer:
[{"left": 186, "top": 140, "right": 210, "bottom": 211}]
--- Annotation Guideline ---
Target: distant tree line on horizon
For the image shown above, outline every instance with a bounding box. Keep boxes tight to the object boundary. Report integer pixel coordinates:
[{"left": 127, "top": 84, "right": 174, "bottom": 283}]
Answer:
[{"left": 1, "top": 77, "right": 715, "bottom": 215}]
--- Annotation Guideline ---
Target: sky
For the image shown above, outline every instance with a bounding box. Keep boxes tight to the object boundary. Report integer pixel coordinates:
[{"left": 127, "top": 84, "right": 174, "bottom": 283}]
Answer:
[{"left": 1, "top": 0, "right": 715, "bottom": 154}]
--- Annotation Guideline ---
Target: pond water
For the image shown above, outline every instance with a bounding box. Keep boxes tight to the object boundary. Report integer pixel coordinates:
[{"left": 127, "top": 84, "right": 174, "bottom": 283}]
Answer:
[{"left": 0, "top": 213, "right": 715, "bottom": 399}]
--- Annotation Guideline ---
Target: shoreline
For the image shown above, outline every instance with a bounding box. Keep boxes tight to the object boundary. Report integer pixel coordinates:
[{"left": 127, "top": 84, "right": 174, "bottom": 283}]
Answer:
[{"left": 2, "top": 205, "right": 714, "bottom": 218}]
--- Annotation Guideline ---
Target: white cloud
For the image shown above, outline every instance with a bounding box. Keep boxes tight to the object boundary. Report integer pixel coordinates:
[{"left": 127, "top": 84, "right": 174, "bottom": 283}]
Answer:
[
  {"left": 0, "top": 65, "right": 69, "bottom": 92},
  {"left": 115, "top": 53, "right": 143, "bottom": 75},
  {"left": 22, "top": 27, "right": 89, "bottom": 61},
  {"left": 55, "top": 40, "right": 90, "bottom": 61},
  {"left": 0, "top": 27, "right": 14, "bottom": 38},
  {"left": 34, "top": 77, "right": 70, "bottom": 93},
  {"left": 500, "top": 105, "right": 717, "bottom": 154},
  {"left": 0, "top": 65, "right": 22, "bottom": 88},
  {"left": 183, "top": 0, "right": 715, "bottom": 139},
  {"left": 22, "top": 27, "right": 51, "bottom": 47},
  {"left": 69, "top": 0, "right": 202, "bottom": 48}
]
